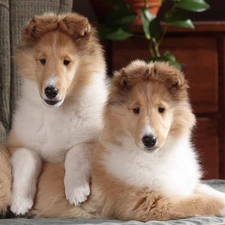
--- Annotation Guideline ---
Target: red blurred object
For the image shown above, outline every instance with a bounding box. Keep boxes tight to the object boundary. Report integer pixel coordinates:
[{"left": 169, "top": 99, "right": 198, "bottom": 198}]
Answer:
[{"left": 89, "top": 0, "right": 162, "bottom": 25}]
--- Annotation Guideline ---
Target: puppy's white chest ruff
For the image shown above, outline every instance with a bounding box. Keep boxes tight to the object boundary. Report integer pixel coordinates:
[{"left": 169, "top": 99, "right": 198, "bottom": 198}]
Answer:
[
  {"left": 15, "top": 104, "right": 85, "bottom": 162},
  {"left": 29, "top": 109, "right": 78, "bottom": 161},
  {"left": 102, "top": 137, "right": 201, "bottom": 197},
  {"left": 12, "top": 79, "right": 105, "bottom": 162}
]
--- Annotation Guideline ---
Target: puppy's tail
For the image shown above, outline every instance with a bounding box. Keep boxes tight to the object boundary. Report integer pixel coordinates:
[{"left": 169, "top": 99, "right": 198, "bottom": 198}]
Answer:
[{"left": 0, "top": 144, "right": 12, "bottom": 217}]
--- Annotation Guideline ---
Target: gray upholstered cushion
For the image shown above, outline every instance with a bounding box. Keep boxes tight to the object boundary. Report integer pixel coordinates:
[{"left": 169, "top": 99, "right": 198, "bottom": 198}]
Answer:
[
  {"left": 0, "top": 0, "right": 11, "bottom": 144},
  {"left": 0, "top": 217, "right": 224, "bottom": 225},
  {"left": 0, "top": 0, "right": 73, "bottom": 144}
]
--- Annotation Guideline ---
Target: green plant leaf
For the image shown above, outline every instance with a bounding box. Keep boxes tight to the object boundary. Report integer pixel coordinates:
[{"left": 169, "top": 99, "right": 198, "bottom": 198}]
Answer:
[
  {"left": 149, "top": 18, "right": 162, "bottom": 39},
  {"left": 168, "top": 19, "right": 194, "bottom": 28},
  {"left": 108, "top": 13, "right": 137, "bottom": 27},
  {"left": 165, "top": 9, "right": 194, "bottom": 28},
  {"left": 98, "top": 26, "right": 133, "bottom": 40},
  {"left": 140, "top": 8, "right": 155, "bottom": 39},
  {"left": 164, "top": 51, "right": 176, "bottom": 61},
  {"left": 140, "top": 8, "right": 162, "bottom": 39},
  {"left": 142, "top": 7, "right": 156, "bottom": 21},
  {"left": 147, "top": 52, "right": 182, "bottom": 70},
  {"left": 106, "top": 1, "right": 137, "bottom": 27},
  {"left": 175, "top": 0, "right": 210, "bottom": 12},
  {"left": 163, "top": 51, "right": 182, "bottom": 69},
  {"left": 169, "top": 61, "right": 182, "bottom": 70}
]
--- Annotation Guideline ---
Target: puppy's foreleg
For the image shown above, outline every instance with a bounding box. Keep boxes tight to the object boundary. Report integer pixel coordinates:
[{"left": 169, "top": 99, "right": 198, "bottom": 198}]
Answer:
[
  {"left": 64, "top": 143, "right": 92, "bottom": 206},
  {"left": 10, "top": 148, "right": 41, "bottom": 215}
]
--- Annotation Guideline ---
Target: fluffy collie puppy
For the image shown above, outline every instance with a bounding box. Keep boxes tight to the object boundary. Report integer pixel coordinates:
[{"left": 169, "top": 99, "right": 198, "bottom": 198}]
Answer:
[
  {"left": 0, "top": 145, "right": 11, "bottom": 216},
  {"left": 30, "top": 61, "right": 225, "bottom": 221},
  {"left": 7, "top": 13, "right": 107, "bottom": 215}
]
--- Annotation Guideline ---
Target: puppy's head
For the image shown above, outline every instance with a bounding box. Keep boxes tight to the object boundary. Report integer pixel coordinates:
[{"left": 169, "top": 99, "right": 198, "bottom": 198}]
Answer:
[
  {"left": 14, "top": 13, "right": 96, "bottom": 107},
  {"left": 104, "top": 60, "right": 196, "bottom": 152}
]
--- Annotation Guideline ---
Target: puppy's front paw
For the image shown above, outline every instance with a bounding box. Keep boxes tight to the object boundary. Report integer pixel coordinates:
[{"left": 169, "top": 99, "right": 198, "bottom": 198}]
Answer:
[
  {"left": 64, "top": 176, "right": 90, "bottom": 206},
  {"left": 10, "top": 195, "right": 33, "bottom": 215}
]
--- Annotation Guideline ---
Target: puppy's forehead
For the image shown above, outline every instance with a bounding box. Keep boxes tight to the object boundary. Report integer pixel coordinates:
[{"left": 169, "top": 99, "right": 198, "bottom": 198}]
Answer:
[
  {"left": 132, "top": 80, "right": 171, "bottom": 100},
  {"left": 35, "top": 31, "right": 76, "bottom": 51},
  {"left": 122, "top": 60, "right": 185, "bottom": 85}
]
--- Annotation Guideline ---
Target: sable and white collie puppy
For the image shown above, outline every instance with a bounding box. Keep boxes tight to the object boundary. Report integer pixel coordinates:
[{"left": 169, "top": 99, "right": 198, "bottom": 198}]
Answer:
[
  {"left": 30, "top": 61, "right": 225, "bottom": 221},
  {"left": 7, "top": 13, "right": 107, "bottom": 215}
]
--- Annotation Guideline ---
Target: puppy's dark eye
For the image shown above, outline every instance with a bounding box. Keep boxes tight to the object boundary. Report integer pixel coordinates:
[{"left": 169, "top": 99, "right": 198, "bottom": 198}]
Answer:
[
  {"left": 63, "top": 60, "right": 70, "bottom": 66},
  {"left": 158, "top": 107, "right": 165, "bottom": 113},
  {"left": 133, "top": 107, "right": 140, "bottom": 114},
  {"left": 40, "top": 59, "right": 46, "bottom": 65}
]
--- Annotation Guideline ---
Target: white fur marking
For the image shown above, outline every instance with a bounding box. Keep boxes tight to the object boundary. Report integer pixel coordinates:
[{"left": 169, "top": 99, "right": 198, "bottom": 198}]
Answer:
[
  {"left": 142, "top": 124, "right": 153, "bottom": 136},
  {"left": 10, "top": 148, "right": 41, "bottom": 215},
  {"left": 64, "top": 143, "right": 92, "bottom": 205},
  {"left": 45, "top": 74, "right": 57, "bottom": 87}
]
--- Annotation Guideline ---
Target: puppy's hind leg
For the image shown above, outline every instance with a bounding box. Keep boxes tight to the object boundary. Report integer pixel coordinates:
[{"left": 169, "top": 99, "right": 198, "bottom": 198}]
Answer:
[
  {"left": 195, "top": 183, "right": 225, "bottom": 199},
  {"left": 0, "top": 144, "right": 12, "bottom": 216},
  {"left": 64, "top": 143, "right": 92, "bottom": 206},
  {"left": 116, "top": 190, "right": 225, "bottom": 221},
  {"left": 10, "top": 148, "right": 41, "bottom": 215},
  {"left": 167, "top": 194, "right": 225, "bottom": 219}
]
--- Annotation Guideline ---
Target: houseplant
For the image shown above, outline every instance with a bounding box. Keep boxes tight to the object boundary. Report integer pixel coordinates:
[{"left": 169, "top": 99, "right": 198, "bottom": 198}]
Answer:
[
  {"left": 90, "top": 0, "right": 162, "bottom": 25},
  {"left": 98, "top": 0, "right": 210, "bottom": 69}
]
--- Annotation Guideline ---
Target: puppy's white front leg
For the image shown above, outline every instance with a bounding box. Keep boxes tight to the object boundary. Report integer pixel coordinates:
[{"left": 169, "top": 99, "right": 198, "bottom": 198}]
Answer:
[
  {"left": 10, "top": 148, "right": 41, "bottom": 215},
  {"left": 64, "top": 143, "right": 92, "bottom": 206}
]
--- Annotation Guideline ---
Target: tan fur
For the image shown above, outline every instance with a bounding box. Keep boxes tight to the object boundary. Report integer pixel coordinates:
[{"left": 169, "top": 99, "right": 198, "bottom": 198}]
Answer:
[
  {"left": 32, "top": 144, "right": 225, "bottom": 220},
  {"left": 12, "top": 12, "right": 105, "bottom": 110},
  {"left": 0, "top": 145, "right": 12, "bottom": 215},
  {"left": 32, "top": 163, "right": 93, "bottom": 218},
  {"left": 30, "top": 61, "right": 225, "bottom": 221}
]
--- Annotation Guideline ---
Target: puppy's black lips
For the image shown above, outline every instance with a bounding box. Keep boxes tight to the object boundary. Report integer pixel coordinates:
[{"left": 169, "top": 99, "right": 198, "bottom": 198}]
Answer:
[
  {"left": 144, "top": 147, "right": 159, "bottom": 152},
  {"left": 44, "top": 99, "right": 62, "bottom": 106}
]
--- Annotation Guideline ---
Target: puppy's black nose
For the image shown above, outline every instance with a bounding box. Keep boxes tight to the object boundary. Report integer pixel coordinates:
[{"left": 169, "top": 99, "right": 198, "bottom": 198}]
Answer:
[
  {"left": 45, "top": 86, "right": 58, "bottom": 99},
  {"left": 142, "top": 135, "right": 157, "bottom": 148}
]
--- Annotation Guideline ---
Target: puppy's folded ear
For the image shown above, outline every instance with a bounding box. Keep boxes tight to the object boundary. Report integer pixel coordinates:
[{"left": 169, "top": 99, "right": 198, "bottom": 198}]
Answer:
[
  {"left": 23, "top": 14, "right": 58, "bottom": 43},
  {"left": 170, "top": 77, "right": 189, "bottom": 90},
  {"left": 153, "top": 63, "right": 188, "bottom": 91},
  {"left": 114, "top": 68, "right": 129, "bottom": 90},
  {"left": 60, "top": 14, "right": 91, "bottom": 39}
]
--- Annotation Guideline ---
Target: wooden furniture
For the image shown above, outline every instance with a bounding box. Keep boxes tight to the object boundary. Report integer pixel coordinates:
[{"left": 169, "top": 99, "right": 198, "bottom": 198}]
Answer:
[{"left": 107, "top": 22, "right": 225, "bottom": 179}]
